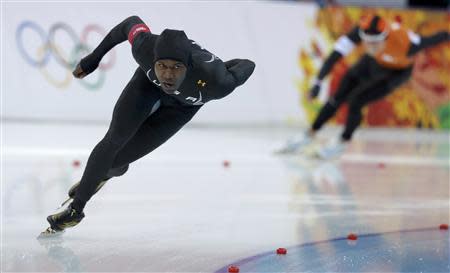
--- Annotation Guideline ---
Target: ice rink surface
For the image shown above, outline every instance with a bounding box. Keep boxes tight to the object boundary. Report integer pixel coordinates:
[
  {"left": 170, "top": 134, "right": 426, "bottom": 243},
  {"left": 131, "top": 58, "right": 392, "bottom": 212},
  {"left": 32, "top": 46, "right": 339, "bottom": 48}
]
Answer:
[{"left": 2, "top": 122, "right": 449, "bottom": 272}]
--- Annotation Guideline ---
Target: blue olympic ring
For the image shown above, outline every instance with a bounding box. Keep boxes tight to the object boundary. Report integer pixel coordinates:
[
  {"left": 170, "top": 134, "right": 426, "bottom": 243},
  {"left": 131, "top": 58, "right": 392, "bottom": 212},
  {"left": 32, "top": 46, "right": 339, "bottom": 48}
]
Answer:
[{"left": 16, "top": 21, "right": 51, "bottom": 67}]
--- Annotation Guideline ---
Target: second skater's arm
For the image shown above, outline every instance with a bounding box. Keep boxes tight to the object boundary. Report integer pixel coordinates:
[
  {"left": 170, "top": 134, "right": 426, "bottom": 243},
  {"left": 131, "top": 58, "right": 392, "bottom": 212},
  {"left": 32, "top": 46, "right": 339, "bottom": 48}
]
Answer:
[
  {"left": 407, "top": 31, "right": 450, "bottom": 55},
  {"left": 310, "top": 27, "right": 362, "bottom": 99},
  {"left": 74, "top": 16, "right": 150, "bottom": 78}
]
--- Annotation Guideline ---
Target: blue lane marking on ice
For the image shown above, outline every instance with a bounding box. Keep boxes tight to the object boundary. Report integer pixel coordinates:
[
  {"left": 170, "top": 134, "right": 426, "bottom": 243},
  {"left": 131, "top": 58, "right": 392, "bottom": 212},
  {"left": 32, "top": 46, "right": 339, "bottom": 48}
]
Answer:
[{"left": 214, "top": 227, "right": 449, "bottom": 273}]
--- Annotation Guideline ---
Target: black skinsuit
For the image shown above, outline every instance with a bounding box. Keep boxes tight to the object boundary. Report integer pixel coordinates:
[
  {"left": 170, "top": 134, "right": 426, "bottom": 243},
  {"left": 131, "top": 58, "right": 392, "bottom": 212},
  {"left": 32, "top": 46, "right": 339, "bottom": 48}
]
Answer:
[{"left": 71, "top": 16, "right": 255, "bottom": 210}]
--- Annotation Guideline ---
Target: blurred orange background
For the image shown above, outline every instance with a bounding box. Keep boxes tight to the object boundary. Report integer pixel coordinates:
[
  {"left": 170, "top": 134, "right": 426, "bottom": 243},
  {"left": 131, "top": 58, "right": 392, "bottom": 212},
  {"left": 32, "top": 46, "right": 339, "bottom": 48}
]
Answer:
[{"left": 298, "top": 6, "right": 450, "bottom": 129}]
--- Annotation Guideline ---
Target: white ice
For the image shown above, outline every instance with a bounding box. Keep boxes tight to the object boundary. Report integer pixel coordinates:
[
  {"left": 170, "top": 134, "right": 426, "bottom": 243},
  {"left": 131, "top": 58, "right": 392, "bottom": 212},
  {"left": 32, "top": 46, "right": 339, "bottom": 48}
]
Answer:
[{"left": 2, "top": 122, "right": 449, "bottom": 272}]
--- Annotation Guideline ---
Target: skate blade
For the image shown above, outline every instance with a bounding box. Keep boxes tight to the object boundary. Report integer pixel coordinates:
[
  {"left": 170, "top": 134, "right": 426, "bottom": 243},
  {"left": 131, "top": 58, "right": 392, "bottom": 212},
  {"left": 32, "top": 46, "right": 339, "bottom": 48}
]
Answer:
[
  {"left": 302, "top": 144, "right": 320, "bottom": 158},
  {"left": 274, "top": 145, "right": 311, "bottom": 155},
  {"left": 309, "top": 150, "right": 341, "bottom": 161},
  {"left": 56, "top": 197, "right": 72, "bottom": 210},
  {"left": 37, "top": 227, "right": 64, "bottom": 239}
]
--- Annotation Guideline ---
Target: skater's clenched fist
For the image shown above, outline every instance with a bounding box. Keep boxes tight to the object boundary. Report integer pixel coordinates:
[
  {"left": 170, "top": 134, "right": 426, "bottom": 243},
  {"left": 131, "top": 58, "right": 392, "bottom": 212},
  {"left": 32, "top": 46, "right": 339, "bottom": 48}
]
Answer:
[
  {"left": 72, "top": 63, "right": 87, "bottom": 79},
  {"left": 308, "top": 80, "right": 322, "bottom": 101}
]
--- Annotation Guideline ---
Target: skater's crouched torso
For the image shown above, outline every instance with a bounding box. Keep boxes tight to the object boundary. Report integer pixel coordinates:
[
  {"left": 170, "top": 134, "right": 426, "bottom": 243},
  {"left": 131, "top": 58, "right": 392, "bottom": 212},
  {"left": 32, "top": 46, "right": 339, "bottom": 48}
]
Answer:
[{"left": 371, "top": 24, "right": 414, "bottom": 70}]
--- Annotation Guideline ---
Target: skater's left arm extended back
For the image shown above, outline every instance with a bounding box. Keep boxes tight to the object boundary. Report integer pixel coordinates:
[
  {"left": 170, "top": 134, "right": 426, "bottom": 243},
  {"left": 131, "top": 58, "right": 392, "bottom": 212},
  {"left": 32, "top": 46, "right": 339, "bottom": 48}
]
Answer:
[
  {"left": 308, "top": 27, "right": 362, "bottom": 99},
  {"left": 208, "top": 58, "right": 256, "bottom": 100}
]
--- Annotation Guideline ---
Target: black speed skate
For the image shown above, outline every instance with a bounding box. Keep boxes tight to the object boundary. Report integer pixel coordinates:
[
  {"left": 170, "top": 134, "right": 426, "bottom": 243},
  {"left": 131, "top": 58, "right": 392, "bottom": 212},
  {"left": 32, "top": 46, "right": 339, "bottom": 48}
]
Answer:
[
  {"left": 39, "top": 176, "right": 114, "bottom": 239},
  {"left": 47, "top": 204, "right": 85, "bottom": 230},
  {"left": 38, "top": 204, "right": 85, "bottom": 238}
]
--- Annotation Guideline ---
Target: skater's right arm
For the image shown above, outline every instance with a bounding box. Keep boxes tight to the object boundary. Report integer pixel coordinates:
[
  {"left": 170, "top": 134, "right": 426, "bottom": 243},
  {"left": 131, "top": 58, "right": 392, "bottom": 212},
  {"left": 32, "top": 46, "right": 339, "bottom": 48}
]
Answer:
[
  {"left": 73, "top": 16, "right": 150, "bottom": 78},
  {"left": 309, "top": 27, "right": 361, "bottom": 99}
]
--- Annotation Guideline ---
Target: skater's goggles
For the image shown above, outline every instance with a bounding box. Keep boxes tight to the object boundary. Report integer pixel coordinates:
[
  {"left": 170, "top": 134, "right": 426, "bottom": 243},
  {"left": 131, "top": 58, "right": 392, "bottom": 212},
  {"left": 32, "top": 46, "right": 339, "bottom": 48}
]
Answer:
[{"left": 359, "top": 28, "right": 389, "bottom": 43}]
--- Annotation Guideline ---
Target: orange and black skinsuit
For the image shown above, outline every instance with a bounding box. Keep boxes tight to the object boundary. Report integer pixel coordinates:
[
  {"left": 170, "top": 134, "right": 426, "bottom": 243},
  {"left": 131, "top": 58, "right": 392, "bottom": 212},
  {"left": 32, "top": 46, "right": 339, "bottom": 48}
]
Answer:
[{"left": 310, "top": 16, "right": 449, "bottom": 140}]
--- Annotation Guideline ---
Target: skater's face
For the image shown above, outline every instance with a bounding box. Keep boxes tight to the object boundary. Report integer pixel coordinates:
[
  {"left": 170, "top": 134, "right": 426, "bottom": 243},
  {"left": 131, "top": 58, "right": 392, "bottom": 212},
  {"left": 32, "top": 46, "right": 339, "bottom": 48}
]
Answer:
[
  {"left": 154, "top": 59, "right": 187, "bottom": 94},
  {"left": 364, "top": 40, "right": 386, "bottom": 56}
]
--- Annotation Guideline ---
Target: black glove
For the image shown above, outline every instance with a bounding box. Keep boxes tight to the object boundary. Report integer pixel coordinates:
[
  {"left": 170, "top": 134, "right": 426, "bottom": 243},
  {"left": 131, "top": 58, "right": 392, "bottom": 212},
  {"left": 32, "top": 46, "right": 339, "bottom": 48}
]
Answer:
[
  {"left": 79, "top": 53, "right": 101, "bottom": 75},
  {"left": 308, "top": 83, "right": 321, "bottom": 99}
]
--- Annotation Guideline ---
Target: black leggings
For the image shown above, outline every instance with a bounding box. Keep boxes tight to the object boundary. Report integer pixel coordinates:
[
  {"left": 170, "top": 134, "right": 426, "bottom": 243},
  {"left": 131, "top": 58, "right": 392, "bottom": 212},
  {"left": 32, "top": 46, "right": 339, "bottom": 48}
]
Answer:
[
  {"left": 72, "top": 68, "right": 201, "bottom": 210},
  {"left": 312, "top": 55, "right": 413, "bottom": 141}
]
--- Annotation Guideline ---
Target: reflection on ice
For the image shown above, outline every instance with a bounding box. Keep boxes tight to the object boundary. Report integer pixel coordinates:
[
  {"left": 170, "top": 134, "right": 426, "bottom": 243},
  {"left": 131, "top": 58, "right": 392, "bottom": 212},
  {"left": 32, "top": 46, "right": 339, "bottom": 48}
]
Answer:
[{"left": 2, "top": 124, "right": 449, "bottom": 272}]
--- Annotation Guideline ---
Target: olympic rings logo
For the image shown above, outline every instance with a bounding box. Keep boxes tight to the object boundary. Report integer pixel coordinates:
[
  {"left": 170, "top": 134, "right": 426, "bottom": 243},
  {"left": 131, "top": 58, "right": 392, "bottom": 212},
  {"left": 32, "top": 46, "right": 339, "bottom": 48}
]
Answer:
[{"left": 16, "top": 21, "right": 116, "bottom": 91}]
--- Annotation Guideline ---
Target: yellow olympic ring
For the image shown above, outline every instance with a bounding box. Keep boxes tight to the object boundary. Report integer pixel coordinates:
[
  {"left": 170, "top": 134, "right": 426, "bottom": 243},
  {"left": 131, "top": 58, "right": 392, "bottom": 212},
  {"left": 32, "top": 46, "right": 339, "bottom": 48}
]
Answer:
[{"left": 37, "top": 44, "right": 72, "bottom": 89}]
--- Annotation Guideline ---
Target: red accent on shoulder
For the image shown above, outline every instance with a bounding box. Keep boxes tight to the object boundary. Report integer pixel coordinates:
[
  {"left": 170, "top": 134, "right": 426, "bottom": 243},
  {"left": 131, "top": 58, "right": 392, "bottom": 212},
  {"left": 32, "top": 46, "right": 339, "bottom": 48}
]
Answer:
[{"left": 128, "top": 24, "right": 150, "bottom": 45}]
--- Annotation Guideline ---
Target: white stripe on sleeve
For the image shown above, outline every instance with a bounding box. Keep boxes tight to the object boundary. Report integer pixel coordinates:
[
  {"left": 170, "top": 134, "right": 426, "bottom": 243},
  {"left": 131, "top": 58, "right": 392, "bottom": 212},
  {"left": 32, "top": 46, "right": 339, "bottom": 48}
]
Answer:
[
  {"left": 334, "top": 35, "right": 356, "bottom": 56},
  {"left": 408, "top": 30, "right": 421, "bottom": 45}
]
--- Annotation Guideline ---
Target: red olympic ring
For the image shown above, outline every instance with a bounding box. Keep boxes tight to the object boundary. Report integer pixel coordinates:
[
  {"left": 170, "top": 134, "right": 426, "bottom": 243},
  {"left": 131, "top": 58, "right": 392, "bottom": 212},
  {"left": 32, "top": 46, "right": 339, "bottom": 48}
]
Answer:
[{"left": 80, "top": 24, "right": 116, "bottom": 70}]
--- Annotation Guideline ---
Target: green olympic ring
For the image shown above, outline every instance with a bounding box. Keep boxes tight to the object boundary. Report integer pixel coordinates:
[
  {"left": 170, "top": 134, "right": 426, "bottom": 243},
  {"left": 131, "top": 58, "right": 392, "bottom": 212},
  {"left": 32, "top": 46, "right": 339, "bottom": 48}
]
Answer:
[{"left": 71, "top": 44, "right": 105, "bottom": 91}]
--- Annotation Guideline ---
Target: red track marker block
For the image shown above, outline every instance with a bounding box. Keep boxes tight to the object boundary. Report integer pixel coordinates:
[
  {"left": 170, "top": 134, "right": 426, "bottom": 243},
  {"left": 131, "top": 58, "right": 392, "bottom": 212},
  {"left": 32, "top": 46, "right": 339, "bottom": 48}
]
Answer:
[
  {"left": 440, "top": 224, "right": 449, "bottom": 230},
  {"left": 276, "top": 248, "right": 287, "bottom": 255},
  {"left": 347, "top": 233, "right": 358, "bottom": 240},
  {"left": 228, "top": 265, "right": 239, "bottom": 273},
  {"left": 72, "top": 160, "right": 81, "bottom": 168}
]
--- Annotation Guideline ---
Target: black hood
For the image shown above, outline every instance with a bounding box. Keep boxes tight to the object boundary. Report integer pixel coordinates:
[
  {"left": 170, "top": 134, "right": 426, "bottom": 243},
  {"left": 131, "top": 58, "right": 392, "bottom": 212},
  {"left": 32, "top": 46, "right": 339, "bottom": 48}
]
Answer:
[{"left": 154, "top": 29, "right": 192, "bottom": 67}]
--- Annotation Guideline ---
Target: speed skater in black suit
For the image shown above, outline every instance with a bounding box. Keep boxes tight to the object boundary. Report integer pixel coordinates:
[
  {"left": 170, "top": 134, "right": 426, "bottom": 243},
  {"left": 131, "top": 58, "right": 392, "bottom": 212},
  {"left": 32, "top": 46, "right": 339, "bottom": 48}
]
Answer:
[{"left": 40, "top": 16, "right": 255, "bottom": 237}]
